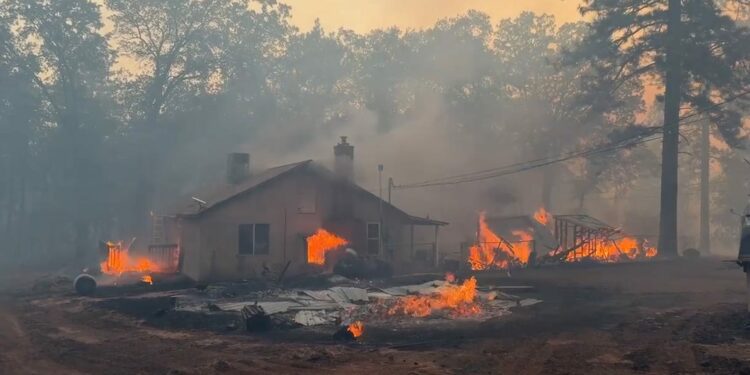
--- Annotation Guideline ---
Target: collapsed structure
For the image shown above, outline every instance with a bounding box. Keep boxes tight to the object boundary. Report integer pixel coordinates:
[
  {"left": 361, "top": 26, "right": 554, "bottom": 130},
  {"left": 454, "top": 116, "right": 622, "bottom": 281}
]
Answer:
[
  {"left": 464, "top": 209, "right": 657, "bottom": 271},
  {"left": 153, "top": 137, "right": 446, "bottom": 282}
]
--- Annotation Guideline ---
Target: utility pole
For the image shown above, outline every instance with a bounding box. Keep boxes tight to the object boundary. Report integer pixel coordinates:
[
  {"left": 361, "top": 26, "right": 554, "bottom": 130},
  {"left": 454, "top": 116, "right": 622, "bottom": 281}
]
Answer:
[
  {"left": 657, "top": 0, "right": 683, "bottom": 258},
  {"left": 699, "top": 121, "right": 711, "bottom": 254},
  {"left": 388, "top": 177, "right": 393, "bottom": 204}
]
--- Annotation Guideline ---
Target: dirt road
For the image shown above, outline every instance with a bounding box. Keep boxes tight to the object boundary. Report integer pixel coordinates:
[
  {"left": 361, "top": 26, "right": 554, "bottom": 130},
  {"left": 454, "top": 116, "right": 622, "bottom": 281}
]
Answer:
[{"left": 2, "top": 259, "right": 750, "bottom": 374}]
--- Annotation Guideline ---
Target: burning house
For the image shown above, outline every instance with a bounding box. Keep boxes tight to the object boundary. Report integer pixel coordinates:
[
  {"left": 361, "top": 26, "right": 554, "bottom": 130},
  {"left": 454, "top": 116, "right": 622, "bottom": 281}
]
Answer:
[{"left": 156, "top": 137, "right": 446, "bottom": 282}]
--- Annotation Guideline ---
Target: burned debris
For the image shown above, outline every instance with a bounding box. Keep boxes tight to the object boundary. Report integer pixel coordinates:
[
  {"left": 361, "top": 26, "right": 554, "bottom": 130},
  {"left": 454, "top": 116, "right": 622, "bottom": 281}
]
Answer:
[
  {"left": 90, "top": 272, "right": 541, "bottom": 341},
  {"left": 463, "top": 207, "right": 658, "bottom": 272}
]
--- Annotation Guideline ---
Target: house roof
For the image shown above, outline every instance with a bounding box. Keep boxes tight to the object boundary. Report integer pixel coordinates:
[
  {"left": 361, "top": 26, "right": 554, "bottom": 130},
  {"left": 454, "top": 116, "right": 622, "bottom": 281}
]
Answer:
[
  {"left": 177, "top": 160, "right": 312, "bottom": 217},
  {"left": 176, "top": 160, "right": 447, "bottom": 226}
]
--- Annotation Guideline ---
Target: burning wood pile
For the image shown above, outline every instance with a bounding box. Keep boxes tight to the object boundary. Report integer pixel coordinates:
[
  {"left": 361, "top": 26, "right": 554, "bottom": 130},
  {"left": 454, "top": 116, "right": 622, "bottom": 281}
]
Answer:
[{"left": 467, "top": 207, "right": 657, "bottom": 271}]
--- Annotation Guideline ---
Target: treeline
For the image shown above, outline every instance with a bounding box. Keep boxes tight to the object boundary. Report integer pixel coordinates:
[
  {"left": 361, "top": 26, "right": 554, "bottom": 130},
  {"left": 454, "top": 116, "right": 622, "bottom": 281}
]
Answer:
[{"left": 0, "top": 0, "right": 747, "bottom": 266}]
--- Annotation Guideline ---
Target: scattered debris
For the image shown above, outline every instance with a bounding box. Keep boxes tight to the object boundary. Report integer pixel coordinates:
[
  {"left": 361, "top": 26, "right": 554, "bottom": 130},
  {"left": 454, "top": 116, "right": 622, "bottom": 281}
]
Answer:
[
  {"left": 295, "top": 310, "right": 337, "bottom": 326},
  {"left": 240, "top": 304, "right": 301, "bottom": 332},
  {"left": 95, "top": 275, "right": 541, "bottom": 334},
  {"left": 241, "top": 304, "right": 272, "bottom": 332}
]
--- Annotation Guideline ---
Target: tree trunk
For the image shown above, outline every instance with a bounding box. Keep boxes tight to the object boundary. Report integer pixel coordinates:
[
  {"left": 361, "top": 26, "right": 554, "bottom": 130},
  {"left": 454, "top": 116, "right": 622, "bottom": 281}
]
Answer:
[
  {"left": 657, "top": 0, "right": 683, "bottom": 258},
  {"left": 700, "top": 121, "right": 711, "bottom": 254}
]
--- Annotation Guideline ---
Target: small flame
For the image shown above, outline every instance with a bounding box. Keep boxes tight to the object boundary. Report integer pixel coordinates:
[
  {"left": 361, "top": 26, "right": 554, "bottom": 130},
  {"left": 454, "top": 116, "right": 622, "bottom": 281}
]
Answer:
[
  {"left": 307, "top": 229, "right": 348, "bottom": 265},
  {"left": 533, "top": 207, "right": 551, "bottom": 226},
  {"left": 388, "top": 277, "right": 481, "bottom": 318},
  {"left": 141, "top": 275, "right": 153, "bottom": 285},
  {"left": 347, "top": 321, "right": 364, "bottom": 338}
]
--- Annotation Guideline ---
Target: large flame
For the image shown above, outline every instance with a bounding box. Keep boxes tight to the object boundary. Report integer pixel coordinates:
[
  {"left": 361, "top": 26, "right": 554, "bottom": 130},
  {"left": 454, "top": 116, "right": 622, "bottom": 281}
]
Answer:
[
  {"left": 306, "top": 229, "right": 348, "bottom": 265},
  {"left": 533, "top": 207, "right": 551, "bottom": 226},
  {"left": 468, "top": 212, "right": 532, "bottom": 270},
  {"left": 468, "top": 212, "right": 508, "bottom": 270},
  {"left": 347, "top": 321, "right": 364, "bottom": 338},
  {"left": 387, "top": 276, "right": 481, "bottom": 318},
  {"left": 100, "top": 241, "right": 161, "bottom": 275}
]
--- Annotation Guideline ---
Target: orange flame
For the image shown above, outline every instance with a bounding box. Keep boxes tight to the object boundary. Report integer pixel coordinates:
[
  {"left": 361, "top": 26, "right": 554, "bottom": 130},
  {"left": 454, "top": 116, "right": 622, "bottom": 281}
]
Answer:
[
  {"left": 510, "top": 229, "right": 534, "bottom": 264},
  {"left": 533, "top": 207, "right": 551, "bottom": 226},
  {"left": 141, "top": 275, "right": 153, "bottom": 285},
  {"left": 388, "top": 277, "right": 481, "bottom": 318},
  {"left": 565, "top": 236, "right": 658, "bottom": 262},
  {"left": 347, "top": 321, "right": 364, "bottom": 338},
  {"left": 468, "top": 212, "right": 509, "bottom": 270},
  {"left": 100, "top": 241, "right": 162, "bottom": 276},
  {"left": 468, "top": 212, "right": 533, "bottom": 270},
  {"left": 306, "top": 229, "right": 348, "bottom": 265}
]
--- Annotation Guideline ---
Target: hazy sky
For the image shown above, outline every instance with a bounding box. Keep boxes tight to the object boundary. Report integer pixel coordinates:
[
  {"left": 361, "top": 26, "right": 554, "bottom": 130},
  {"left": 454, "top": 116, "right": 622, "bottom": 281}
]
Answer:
[{"left": 283, "top": 0, "right": 582, "bottom": 32}]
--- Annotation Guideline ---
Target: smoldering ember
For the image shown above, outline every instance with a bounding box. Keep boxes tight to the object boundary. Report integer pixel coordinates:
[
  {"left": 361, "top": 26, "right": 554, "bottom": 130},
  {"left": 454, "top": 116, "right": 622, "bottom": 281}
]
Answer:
[{"left": 5, "top": 1, "right": 750, "bottom": 375}]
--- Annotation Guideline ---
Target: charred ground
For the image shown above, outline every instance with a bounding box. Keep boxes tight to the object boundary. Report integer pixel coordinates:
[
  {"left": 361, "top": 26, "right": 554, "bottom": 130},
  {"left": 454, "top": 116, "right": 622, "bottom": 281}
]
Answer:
[{"left": 1, "top": 259, "right": 749, "bottom": 375}]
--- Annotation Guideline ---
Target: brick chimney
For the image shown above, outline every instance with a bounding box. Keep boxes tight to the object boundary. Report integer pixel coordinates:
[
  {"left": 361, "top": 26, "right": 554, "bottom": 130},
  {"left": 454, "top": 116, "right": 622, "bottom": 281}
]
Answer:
[
  {"left": 334, "top": 136, "right": 354, "bottom": 182},
  {"left": 226, "top": 153, "right": 250, "bottom": 184}
]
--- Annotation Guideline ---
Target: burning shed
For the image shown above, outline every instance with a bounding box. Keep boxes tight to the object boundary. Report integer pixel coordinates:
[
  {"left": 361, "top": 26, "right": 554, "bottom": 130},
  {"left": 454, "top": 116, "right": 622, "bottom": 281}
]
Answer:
[
  {"left": 483, "top": 215, "right": 559, "bottom": 257},
  {"left": 160, "top": 138, "right": 447, "bottom": 282},
  {"left": 465, "top": 210, "right": 557, "bottom": 270}
]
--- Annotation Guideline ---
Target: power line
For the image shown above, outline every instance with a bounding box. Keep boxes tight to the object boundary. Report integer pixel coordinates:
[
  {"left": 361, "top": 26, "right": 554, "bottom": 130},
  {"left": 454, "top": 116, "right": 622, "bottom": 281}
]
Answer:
[
  {"left": 394, "top": 91, "right": 750, "bottom": 190},
  {"left": 396, "top": 133, "right": 661, "bottom": 189}
]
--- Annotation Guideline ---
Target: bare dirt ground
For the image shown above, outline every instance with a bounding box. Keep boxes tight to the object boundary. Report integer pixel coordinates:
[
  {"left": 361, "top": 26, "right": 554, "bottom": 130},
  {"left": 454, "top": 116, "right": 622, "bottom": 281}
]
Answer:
[{"left": 2, "top": 259, "right": 750, "bottom": 374}]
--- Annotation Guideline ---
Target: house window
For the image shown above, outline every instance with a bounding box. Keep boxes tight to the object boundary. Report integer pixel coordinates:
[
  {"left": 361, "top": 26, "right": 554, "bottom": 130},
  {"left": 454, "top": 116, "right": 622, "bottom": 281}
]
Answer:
[
  {"left": 367, "top": 222, "right": 380, "bottom": 255},
  {"left": 238, "top": 224, "right": 270, "bottom": 255}
]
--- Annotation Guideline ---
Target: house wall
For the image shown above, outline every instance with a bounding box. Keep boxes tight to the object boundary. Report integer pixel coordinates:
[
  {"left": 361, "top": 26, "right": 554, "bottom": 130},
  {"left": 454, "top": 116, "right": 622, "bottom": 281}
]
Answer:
[
  {"left": 178, "top": 168, "right": 417, "bottom": 282},
  {"left": 178, "top": 220, "right": 202, "bottom": 280}
]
